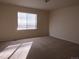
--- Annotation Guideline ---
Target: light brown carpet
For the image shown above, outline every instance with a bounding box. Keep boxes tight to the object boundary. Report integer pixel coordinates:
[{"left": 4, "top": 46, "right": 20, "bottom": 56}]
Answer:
[{"left": 0, "top": 36, "right": 79, "bottom": 59}]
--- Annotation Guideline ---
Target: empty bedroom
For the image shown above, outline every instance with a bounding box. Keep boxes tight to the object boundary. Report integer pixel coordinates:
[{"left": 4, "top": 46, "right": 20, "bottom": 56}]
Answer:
[{"left": 0, "top": 0, "right": 79, "bottom": 59}]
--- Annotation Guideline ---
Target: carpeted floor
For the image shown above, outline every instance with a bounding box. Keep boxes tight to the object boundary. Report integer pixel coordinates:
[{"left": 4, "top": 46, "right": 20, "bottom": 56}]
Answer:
[{"left": 0, "top": 36, "right": 79, "bottom": 59}]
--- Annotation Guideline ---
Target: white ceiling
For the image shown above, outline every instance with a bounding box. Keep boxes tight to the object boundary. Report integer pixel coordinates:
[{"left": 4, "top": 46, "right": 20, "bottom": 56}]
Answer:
[{"left": 0, "top": 0, "right": 79, "bottom": 10}]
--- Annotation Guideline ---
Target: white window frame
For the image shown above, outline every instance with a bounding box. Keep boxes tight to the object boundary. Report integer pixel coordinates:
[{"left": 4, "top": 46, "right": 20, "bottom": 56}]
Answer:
[{"left": 17, "top": 12, "right": 37, "bottom": 30}]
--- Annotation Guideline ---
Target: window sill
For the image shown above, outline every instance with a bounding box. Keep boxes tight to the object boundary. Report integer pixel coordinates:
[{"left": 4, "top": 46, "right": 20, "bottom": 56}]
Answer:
[{"left": 17, "top": 28, "right": 37, "bottom": 31}]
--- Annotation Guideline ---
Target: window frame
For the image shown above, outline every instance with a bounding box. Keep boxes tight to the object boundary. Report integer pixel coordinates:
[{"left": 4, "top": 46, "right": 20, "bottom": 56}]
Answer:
[{"left": 17, "top": 12, "right": 37, "bottom": 30}]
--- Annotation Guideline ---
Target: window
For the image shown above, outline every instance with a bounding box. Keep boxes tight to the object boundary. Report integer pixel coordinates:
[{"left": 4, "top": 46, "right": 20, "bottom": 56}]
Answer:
[{"left": 17, "top": 12, "right": 37, "bottom": 30}]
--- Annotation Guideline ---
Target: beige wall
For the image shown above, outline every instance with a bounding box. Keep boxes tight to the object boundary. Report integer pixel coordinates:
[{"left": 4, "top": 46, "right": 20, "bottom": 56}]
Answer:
[
  {"left": 49, "top": 6, "right": 79, "bottom": 44},
  {"left": 0, "top": 3, "right": 49, "bottom": 41}
]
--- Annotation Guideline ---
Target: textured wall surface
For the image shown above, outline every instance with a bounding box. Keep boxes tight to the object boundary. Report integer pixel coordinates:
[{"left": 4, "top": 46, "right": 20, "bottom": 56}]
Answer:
[
  {"left": 0, "top": 3, "right": 49, "bottom": 41},
  {"left": 49, "top": 6, "right": 79, "bottom": 44}
]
